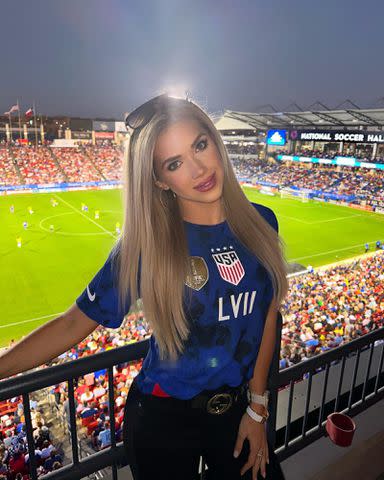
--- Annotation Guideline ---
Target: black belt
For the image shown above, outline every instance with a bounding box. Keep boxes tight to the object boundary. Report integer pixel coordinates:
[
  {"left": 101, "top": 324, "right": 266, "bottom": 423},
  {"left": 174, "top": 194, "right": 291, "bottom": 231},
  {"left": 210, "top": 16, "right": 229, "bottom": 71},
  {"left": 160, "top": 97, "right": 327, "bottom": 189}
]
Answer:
[
  {"left": 140, "top": 382, "right": 248, "bottom": 416},
  {"left": 191, "top": 382, "right": 248, "bottom": 414}
]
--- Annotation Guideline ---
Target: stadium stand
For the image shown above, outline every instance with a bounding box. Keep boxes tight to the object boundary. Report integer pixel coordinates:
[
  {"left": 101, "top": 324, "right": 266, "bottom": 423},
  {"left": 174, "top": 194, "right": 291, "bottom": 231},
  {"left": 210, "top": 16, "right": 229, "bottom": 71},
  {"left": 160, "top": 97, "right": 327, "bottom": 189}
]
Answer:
[
  {"left": 11, "top": 147, "right": 67, "bottom": 185},
  {"left": 50, "top": 147, "right": 101, "bottom": 183},
  {"left": 0, "top": 147, "right": 21, "bottom": 187},
  {"left": 2, "top": 145, "right": 383, "bottom": 214}
]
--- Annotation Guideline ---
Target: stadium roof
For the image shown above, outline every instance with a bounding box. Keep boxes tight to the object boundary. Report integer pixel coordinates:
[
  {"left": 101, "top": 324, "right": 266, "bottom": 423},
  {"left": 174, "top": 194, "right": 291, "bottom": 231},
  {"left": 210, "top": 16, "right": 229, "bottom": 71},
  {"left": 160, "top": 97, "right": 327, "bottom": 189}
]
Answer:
[{"left": 220, "top": 108, "right": 384, "bottom": 130}]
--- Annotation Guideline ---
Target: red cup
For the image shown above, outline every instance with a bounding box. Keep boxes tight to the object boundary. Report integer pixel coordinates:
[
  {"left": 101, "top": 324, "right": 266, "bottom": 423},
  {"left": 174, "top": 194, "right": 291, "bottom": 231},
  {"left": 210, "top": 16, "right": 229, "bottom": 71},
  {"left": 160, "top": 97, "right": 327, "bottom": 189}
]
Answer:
[{"left": 326, "top": 412, "right": 356, "bottom": 447}]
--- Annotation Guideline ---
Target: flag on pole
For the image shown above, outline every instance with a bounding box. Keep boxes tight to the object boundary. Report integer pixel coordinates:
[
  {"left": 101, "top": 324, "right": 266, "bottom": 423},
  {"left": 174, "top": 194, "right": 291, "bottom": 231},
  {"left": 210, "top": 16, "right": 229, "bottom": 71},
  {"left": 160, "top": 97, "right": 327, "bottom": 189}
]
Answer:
[
  {"left": 4, "top": 105, "right": 19, "bottom": 115},
  {"left": 25, "top": 108, "right": 33, "bottom": 118}
]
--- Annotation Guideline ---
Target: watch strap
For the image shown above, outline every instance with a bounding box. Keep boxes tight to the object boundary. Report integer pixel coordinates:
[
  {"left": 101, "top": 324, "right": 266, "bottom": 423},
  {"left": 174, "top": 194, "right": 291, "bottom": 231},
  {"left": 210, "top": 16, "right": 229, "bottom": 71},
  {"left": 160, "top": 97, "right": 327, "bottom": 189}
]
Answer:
[{"left": 246, "top": 405, "right": 269, "bottom": 423}]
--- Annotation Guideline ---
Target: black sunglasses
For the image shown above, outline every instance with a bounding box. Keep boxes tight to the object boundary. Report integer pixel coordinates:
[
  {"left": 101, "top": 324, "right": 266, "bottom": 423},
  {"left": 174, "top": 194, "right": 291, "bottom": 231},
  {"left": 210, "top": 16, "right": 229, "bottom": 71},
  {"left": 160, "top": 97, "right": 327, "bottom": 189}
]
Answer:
[{"left": 125, "top": 94, "right": 191, "bottom": 130}]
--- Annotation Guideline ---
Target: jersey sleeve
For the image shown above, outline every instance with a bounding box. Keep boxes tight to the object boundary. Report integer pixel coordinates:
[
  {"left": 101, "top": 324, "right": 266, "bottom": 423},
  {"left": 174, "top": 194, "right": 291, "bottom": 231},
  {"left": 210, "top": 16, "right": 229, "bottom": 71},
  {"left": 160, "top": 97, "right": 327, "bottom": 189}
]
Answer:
[
  {"left": 251, "top": 202, "right": 279, "bottom": 234},
  {"left": 76, "top": 251, "right": 131, "bottom": 329}
]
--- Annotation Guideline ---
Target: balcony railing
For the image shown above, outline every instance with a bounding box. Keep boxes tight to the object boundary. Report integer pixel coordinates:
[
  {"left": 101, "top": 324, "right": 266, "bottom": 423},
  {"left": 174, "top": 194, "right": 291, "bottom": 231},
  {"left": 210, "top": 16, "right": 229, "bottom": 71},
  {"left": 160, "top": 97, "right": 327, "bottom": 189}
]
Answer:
[{"left": 0, "top": 314, "right": 382, "bottom": 480}]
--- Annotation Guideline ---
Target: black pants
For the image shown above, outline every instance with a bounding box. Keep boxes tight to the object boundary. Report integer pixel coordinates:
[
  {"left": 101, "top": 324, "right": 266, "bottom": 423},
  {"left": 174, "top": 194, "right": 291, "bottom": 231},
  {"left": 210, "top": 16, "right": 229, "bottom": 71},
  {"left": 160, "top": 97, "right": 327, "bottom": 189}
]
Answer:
[{"left": 122, "top": 378, "right": 285, "bottom": 480}]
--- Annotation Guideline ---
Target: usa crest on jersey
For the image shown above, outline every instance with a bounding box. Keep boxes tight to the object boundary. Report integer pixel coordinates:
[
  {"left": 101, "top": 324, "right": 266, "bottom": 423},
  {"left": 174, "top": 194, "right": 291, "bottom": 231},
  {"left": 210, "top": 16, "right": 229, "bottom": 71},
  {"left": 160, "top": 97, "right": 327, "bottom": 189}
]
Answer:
[{"left": 212, "top": 247, "right": 245, "bottom": 286}]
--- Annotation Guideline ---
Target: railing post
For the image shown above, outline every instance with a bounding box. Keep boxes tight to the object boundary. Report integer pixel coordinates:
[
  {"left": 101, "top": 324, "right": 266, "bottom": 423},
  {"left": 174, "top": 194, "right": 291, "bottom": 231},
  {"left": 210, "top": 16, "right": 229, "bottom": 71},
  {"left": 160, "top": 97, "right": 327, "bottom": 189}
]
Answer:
[
  {"left": 266, "top": 310, "right": 283, "bottom": 449},
  {"left": 67, "top": 378, "right": 80, "bottom": 464},
  {"left": 23, "top": 392, "right": 38, "bottom": 480}
]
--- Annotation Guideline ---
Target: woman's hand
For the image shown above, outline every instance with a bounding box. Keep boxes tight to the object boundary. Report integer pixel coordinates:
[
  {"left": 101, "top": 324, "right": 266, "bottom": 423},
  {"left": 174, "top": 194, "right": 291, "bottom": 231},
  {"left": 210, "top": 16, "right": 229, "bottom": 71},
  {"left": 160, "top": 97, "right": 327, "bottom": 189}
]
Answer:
[{"left": 233, "top": 410, "right": 269, "bottom": 479}]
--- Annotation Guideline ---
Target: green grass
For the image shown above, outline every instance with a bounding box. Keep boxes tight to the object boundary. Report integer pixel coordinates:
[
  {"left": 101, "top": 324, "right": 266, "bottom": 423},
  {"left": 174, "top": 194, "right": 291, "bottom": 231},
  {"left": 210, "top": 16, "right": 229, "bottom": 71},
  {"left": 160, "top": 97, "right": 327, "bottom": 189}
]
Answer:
[{"left": 0, "top": 187, "right": 383, "bottom": 347}]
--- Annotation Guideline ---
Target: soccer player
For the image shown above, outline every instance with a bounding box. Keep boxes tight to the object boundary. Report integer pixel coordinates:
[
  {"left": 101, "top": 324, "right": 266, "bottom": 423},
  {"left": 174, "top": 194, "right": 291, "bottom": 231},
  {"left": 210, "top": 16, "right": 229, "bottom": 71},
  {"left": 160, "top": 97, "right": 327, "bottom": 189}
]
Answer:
[
  {"left": 95, "top": 210, "right": 100, "bottom": 219},
  {"left": 10, "top": 204, "right": 14, "bottom": 214},
  {"left": 49, "top": 225, "right": 55, "bottom": 233},
  {"left": 16, "top": 236, "right": 22, "bottom": 248},
  {"left": 365, "top": 242, "right": 369, "bottom": 253},
  {"left": 28, "top": 206, "right": 34, "bottom": 215},
  {"left": 23, "top": 221, "right": 28, "bottom": 230},
  {"left": 376, "top": 240, "right": 382, "bottom": 249},
  {"left": 115, "top": 222, "right": 121, "bottom": 235}
]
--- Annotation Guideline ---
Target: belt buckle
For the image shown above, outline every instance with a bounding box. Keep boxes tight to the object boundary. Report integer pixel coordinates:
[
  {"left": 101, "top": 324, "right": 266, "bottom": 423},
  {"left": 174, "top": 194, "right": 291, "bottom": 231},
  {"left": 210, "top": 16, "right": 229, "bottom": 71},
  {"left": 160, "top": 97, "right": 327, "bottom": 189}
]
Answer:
[{"left": 206, "top": 392, "right": 233, "bottom": 415}]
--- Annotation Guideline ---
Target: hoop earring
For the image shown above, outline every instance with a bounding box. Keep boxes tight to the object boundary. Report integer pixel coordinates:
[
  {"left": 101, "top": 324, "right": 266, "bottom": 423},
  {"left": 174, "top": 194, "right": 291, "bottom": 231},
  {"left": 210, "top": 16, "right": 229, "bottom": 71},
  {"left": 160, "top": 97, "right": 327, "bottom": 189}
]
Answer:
[{"left": 159, "top": 189, "right": 168, "bottom": 209}]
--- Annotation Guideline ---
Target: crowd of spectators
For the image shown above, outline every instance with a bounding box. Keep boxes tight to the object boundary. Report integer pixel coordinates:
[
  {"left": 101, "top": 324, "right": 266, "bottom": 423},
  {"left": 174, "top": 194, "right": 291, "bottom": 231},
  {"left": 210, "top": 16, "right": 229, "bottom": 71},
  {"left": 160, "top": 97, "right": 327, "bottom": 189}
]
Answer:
[
  {"left": 49, "top": 311, "right": 149, "bottom": 450},
  {"left": 279, "top": 252, "right": 384, "bottom": 369},
  {"left": 0, "top": 148, "right": 20, "bottom": 187},
  {"left": 83, "top": 145, "right": 122, "bottom": 181},
  {"left": 52, "top": 147, "right": 101, "bottom": 183},
  {"left": 0, "top": 311, "right": 149, "bottom": 478},
  {"left": 0, "top": 145, "right": 124, "bottom": 185},
  {"left": 0, "top": 145, "right": 383, "bottom": 210},
  {"left": 230, "top": 156, "right": 384, "bottom": 207},
  {"left": 225, "top": 143, "right": 260, "bottom": 156},
  {"left": 0, "top": 400, "right": 63, "bottom": 479},
  {"left": 12, "top": 146, "right": 66, "bottom": 185}
]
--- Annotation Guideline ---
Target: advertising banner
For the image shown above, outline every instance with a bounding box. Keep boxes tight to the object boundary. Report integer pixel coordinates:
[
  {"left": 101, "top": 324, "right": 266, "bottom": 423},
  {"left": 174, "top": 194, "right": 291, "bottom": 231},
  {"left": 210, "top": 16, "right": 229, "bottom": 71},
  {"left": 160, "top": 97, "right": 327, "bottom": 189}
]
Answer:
[
  {"left": 290, "top": 130, "right": 384, "bottom": 143},
  {"left": 93, "top": 120, "right": 115, "bottom": 132},
  {"left": 72, "top": 131, "right": 92, "bottom": 140},
  {"left": 95, "top": 131, "right": 115, "bottom": 139}
]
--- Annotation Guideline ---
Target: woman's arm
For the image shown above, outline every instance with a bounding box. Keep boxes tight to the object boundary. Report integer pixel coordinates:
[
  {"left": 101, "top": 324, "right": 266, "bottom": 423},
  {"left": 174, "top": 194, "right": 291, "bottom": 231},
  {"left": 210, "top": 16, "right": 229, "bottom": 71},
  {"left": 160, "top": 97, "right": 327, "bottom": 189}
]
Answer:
[
  {"left": 248, "top": 297, "right": 279, "bottom": 414},
  {"left": 0, "top": 304, "right": 99, "bottom": 381}
]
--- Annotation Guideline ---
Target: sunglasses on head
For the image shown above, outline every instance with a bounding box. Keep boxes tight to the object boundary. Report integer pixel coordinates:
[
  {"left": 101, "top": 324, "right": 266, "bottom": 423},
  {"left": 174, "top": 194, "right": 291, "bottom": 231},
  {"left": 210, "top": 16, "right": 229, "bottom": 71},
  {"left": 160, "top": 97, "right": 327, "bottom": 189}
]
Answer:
[{"left": 125, "top": 93, "right": 192, "bottom": 130}]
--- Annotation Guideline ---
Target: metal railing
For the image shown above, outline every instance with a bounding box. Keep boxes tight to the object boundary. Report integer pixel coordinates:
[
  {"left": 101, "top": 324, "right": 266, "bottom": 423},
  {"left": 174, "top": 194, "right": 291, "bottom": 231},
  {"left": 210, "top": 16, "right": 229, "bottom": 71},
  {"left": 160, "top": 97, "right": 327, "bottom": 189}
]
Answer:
[
  {"left": 0, "top": 340, "right": 148, "bottom": 480},
  {"left": 269, "top": 325, "right": 384, "bottom": 460},
  {"left": 0, "top": 315, "right": 382, "bottom": 479}
]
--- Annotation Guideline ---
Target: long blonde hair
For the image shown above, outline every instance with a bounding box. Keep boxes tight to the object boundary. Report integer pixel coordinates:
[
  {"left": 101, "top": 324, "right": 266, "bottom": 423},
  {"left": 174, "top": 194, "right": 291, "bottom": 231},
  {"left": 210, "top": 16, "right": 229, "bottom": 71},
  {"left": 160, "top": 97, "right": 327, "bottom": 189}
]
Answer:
[{"left": 113, "top": 99, "right": 289, "bottom": 361}]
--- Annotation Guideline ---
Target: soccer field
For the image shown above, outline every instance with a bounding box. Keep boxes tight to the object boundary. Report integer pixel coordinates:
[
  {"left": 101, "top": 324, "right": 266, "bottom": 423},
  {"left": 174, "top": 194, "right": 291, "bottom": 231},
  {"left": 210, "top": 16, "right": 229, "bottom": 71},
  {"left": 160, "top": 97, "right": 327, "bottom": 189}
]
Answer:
[{"left": 1, "top": 187, "right": 383, "bottom": 346}]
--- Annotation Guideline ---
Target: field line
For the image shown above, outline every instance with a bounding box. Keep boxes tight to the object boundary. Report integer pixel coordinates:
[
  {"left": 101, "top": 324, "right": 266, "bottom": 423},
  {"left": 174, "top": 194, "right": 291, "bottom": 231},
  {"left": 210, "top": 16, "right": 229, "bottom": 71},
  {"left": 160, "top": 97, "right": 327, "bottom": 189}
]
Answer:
[
  {"left": 291, "top": 240, "right": 381, "bottom": 262},
  {"left": 279, "top": 213, "right": 364, "bottom": 225},
  {"left": 309, "top": 214, "right": 364, "bottom": 224},
  {"left": 53, "top": 194, "right": 117, "bottom": 239},
  {"left": 278, "top": 214, "right": 310, "bottom": 224},
  {"left": 0, "top": 312, "right": 64, "bottom": 329}
]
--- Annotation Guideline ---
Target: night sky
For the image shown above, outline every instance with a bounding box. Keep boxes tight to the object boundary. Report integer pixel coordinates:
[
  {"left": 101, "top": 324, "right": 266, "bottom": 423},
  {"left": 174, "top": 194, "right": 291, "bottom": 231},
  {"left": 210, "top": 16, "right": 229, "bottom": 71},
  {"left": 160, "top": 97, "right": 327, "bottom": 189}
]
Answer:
[{"left": 1, "top": 0, "right": 383, "bottom": 118}]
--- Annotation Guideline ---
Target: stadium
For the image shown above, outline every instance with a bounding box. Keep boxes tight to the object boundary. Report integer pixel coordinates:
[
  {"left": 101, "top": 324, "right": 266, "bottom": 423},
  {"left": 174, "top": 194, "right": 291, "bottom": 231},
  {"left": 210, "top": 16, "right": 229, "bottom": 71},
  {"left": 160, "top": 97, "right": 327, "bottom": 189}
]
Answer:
[{"left": 0, "top": 103, "right": 383, "bottom": 479}]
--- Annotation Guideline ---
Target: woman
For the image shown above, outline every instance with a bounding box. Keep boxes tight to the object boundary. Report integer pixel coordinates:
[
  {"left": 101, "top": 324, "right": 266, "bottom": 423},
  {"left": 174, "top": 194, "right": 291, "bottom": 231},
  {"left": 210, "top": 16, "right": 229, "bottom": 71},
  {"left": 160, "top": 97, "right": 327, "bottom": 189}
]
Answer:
[{"left": 0, "top": 94, "right": 288, "bottom": 480}]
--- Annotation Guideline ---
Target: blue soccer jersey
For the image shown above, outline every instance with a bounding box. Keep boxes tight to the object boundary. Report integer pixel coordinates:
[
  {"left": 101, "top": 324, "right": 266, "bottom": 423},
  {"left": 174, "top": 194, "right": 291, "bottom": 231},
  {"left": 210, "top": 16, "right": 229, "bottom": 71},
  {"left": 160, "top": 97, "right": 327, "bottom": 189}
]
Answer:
[{"left": 76, "top": 202, "right": 278, "bottom": 399}]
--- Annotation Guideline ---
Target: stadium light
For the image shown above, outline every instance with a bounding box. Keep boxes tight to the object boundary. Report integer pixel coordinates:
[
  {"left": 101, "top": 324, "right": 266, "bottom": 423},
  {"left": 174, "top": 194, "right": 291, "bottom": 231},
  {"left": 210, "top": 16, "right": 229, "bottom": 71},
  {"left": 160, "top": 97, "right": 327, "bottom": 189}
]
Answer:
[{"left": 158, "top": 84, "right": 190, "bottom": 99}]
